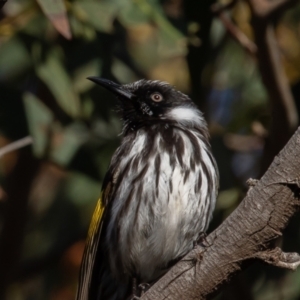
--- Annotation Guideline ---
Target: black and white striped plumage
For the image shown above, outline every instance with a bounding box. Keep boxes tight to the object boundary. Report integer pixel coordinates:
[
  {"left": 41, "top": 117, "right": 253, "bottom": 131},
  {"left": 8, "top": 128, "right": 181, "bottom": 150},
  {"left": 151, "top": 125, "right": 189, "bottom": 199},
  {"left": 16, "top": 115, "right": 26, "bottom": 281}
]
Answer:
[{"left": 76, "top": 79, "right": 219, "bottom": 300}]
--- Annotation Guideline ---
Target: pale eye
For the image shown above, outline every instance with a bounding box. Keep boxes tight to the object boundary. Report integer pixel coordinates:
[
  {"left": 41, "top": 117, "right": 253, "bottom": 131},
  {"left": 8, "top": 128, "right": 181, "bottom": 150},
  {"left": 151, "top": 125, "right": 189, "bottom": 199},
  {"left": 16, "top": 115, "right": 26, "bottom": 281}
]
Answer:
[{"left": 150, "top": 93, "right": 163, "bottom": 102}]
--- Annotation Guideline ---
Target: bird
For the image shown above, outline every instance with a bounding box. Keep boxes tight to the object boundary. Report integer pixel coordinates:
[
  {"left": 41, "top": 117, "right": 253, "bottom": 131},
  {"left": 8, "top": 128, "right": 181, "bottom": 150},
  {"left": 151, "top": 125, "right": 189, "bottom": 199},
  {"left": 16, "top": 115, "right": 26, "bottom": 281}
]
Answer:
[{"left": 76, "top": 78, "right": 219, "bottom": 300}]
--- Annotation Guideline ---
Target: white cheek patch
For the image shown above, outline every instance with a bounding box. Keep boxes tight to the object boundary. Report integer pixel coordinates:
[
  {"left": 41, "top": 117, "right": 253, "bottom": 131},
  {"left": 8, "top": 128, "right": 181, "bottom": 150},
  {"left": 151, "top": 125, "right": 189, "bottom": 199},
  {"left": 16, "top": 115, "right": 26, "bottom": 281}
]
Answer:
[{"left": 167, "top": 107, "right": 204, "bottom": 127}]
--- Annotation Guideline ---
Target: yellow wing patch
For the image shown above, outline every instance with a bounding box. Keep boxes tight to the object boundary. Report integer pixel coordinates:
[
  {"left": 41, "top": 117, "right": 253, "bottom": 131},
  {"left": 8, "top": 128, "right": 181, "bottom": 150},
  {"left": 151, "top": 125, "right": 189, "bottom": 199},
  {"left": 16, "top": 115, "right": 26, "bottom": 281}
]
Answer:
[
  {"left": 87, "top": 195, "right": 105, "bottom": 241},
  {"left": 76, "top": 181, "right": 114, "bottom": 299}
]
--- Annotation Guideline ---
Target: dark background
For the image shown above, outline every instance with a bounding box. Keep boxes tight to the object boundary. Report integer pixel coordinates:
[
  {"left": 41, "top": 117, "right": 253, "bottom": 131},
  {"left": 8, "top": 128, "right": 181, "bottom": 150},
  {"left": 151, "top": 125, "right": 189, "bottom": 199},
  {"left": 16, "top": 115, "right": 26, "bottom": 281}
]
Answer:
[{"left": 0, "top": 0, "right": 300, "bottom": 299}]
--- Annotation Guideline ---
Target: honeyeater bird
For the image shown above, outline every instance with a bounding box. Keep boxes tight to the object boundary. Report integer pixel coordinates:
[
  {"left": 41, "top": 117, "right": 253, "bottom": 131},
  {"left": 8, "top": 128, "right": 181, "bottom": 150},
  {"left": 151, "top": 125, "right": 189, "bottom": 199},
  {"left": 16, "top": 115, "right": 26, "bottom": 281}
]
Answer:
[{"left": 76, "top": 78, "right": 219, "bottom": 300}]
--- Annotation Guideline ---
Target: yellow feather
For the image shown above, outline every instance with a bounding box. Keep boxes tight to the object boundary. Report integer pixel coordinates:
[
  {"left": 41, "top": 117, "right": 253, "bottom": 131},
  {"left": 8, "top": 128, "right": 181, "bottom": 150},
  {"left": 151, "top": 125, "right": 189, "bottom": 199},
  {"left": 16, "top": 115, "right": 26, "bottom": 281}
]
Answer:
[{"left": 87, "top": 196, "right": 105, "bottom": 241}]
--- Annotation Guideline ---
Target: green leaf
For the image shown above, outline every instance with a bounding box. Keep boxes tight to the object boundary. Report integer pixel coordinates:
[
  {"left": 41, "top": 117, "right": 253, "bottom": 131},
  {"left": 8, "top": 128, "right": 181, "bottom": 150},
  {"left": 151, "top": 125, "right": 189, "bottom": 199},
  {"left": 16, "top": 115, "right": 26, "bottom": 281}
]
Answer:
[
  {"left": 73, "top": 58, "right": 102, "bottom": 93},
  {"left": 0, "top": 37, "right": 31, "bottom": 81},
  {"left": 64, "top": 172, "right": 100, "bottom": 206},
  {"left": 118, "top": 1, "right": 150, "bottom": 26},
  {"left": 118, "top": 0, "right": 186, "bottom": 70},
  {"left": 216, "top": 188, "right": 240, "bottom": 210},
  {"left": 36, "top": 0, "right": 72, "bottom": 39},
  {"left": 50, "top": 122, "right": 88, "bottom": 166},
  {"left": 72, "top": 1, "right": 121, "bottom": 33},
  {"left": 23, "top": 92, "right": 53, "bottom": 157},
  {"left": 111, "top": 58, "right": 139, "bottom": 83},
  {"left": 81, "top": 96, "right": 94, "bottom": 119},
  {"left": 120, "top": 0, "right": 184, "bottom": 43},
  {"left": 36, "top": 53, "right": 81, "bottom": 118},
  {"left": 69, "top": 14, "right": 96, "bottom": 40}
]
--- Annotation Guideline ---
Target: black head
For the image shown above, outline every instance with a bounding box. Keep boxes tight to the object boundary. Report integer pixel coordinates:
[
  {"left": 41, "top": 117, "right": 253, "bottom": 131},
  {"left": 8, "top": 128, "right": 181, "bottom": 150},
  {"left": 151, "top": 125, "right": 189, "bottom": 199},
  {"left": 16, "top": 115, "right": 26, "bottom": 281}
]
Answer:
[{"left": 88, "top": 77, "right": 205, "bottom": 132}]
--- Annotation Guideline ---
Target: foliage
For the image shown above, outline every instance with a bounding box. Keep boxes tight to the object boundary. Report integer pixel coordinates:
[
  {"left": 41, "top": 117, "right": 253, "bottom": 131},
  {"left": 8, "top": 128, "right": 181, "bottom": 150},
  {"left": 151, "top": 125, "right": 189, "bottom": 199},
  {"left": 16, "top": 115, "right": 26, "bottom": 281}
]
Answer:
[{"left": 0, "top": 0, "right": 300, "bottom": 299}]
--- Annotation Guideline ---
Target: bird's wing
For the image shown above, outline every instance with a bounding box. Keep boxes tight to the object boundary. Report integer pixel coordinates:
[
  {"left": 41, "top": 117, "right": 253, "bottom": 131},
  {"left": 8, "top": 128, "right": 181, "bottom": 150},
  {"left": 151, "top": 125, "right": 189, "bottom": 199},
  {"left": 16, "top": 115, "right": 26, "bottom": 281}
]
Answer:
[{"left": 75, "top": 171, "right": 114, "bottom": 300}]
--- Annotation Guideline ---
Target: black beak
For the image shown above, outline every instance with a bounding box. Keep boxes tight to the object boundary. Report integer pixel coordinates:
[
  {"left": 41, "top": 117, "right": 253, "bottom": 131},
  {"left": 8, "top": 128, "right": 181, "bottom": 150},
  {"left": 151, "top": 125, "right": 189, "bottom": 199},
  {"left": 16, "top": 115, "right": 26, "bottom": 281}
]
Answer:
[{"left": 87, "top": 77, "right": 134, "bottom": 100}]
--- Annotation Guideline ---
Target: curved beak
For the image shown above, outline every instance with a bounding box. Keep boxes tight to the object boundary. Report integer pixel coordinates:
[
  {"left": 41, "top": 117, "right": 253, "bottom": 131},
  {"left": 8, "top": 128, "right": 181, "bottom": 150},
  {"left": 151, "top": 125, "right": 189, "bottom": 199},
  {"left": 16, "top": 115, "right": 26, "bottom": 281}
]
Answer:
[{"left": 87, "top": 77, "right": 134, "bottom": 100}]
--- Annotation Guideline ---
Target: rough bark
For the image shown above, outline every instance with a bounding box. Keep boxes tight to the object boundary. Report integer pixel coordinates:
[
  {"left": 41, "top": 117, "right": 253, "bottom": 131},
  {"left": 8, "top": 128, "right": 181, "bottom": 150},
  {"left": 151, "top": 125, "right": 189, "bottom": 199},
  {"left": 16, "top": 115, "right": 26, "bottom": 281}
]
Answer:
[{"left": 141, "top": 126, "right": 300, "bottom": 299}]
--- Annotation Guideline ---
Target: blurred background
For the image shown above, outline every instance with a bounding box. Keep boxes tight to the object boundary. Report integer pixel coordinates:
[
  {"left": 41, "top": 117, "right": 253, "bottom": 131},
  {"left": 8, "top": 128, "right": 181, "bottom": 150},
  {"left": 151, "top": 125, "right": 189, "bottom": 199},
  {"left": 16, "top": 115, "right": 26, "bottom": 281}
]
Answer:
[{"left": 0, "top": 0, "right": 300, "bottom": 299}]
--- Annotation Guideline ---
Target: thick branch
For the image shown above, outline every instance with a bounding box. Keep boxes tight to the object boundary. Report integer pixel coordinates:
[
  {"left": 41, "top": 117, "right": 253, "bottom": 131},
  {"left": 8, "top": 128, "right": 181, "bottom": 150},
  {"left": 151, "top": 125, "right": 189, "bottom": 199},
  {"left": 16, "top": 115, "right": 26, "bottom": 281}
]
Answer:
[{"left": 142, "top": 126, "right": 300, "bottom": 299}]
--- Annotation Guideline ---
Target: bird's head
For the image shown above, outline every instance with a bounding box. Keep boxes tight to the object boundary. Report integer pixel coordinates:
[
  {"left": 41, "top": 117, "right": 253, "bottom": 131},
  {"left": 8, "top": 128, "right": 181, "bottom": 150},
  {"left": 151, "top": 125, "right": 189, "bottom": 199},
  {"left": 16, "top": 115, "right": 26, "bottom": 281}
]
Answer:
[{"left": 88, "top": 77, "right": 206, "bottom": 132}]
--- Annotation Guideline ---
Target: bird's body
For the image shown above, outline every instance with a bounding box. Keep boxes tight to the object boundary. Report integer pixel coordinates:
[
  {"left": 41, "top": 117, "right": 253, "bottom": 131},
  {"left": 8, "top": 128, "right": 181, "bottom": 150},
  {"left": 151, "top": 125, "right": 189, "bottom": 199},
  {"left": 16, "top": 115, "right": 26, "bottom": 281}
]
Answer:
[{"left": 76, "top": 79, "right": 219, "bottom": 300}]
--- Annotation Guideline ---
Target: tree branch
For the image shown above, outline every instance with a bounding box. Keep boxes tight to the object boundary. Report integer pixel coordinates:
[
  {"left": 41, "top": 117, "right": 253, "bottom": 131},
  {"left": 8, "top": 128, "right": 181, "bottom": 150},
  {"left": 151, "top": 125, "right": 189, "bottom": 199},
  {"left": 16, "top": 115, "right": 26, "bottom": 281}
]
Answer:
[
  {"left": 215, "top": 11, "right": 257, "bottom": 55},
  {"left": 255, "top": 247, "right": 300, "bottom": 270},
  {"left": 249, "top": 0, "right": 299, "bottom": 20},
  {"left": 246, "top": 0, "right": 299, "bottom": 172},
  {"left": 216, "top": 0, "right": 299, "bottom": 173},
  {"left": 211, "top": 0, "right": 237, "bottom": 14},
  {"left": 141, "top": 126, "right": 300, "bottom": 299},
  {"left": 211, "top": 1, "right": 257, "bottom": 55},
  {"left": 0, "top": 136, "right": 33, "bottom": 158},
  {"left": 184, "top": 0, "right": 215, "bottom": 111}
]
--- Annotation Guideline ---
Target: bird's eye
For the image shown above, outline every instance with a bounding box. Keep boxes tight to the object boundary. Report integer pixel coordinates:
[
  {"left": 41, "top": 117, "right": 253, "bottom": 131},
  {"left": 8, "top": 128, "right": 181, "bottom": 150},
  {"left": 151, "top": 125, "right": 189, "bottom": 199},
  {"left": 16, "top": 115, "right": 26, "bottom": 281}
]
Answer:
[{"left": 150, "top": 93, "right": 163, "bottom": 102}]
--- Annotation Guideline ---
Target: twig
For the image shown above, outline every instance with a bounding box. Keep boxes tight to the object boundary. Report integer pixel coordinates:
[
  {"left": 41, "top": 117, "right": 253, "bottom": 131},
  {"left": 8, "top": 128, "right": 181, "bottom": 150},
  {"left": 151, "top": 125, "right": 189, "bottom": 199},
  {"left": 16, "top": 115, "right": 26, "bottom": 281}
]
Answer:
[
  {"left": 215, "top": 0, "right": 299, "bottom": 172},
  {"left": 211, "top": 0, "right": 238, "bottom": 14},
  {"left": 249, "top": 0, "right": 299, "bottom": 19},
  {"left": 211, "top": 0, "right": 257, "bottom": 55},
  {"left": 217, "top": 12, "right": 257, "bottom": 55},
  {"left": 255, "top": 247, "right": 300, "bottom": 270},
  {"left": 246, "top": 0, "right": 299, "bottom": 172},
  {"left": 0, "top": 136, "right": 33, "bottom": 158}
]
